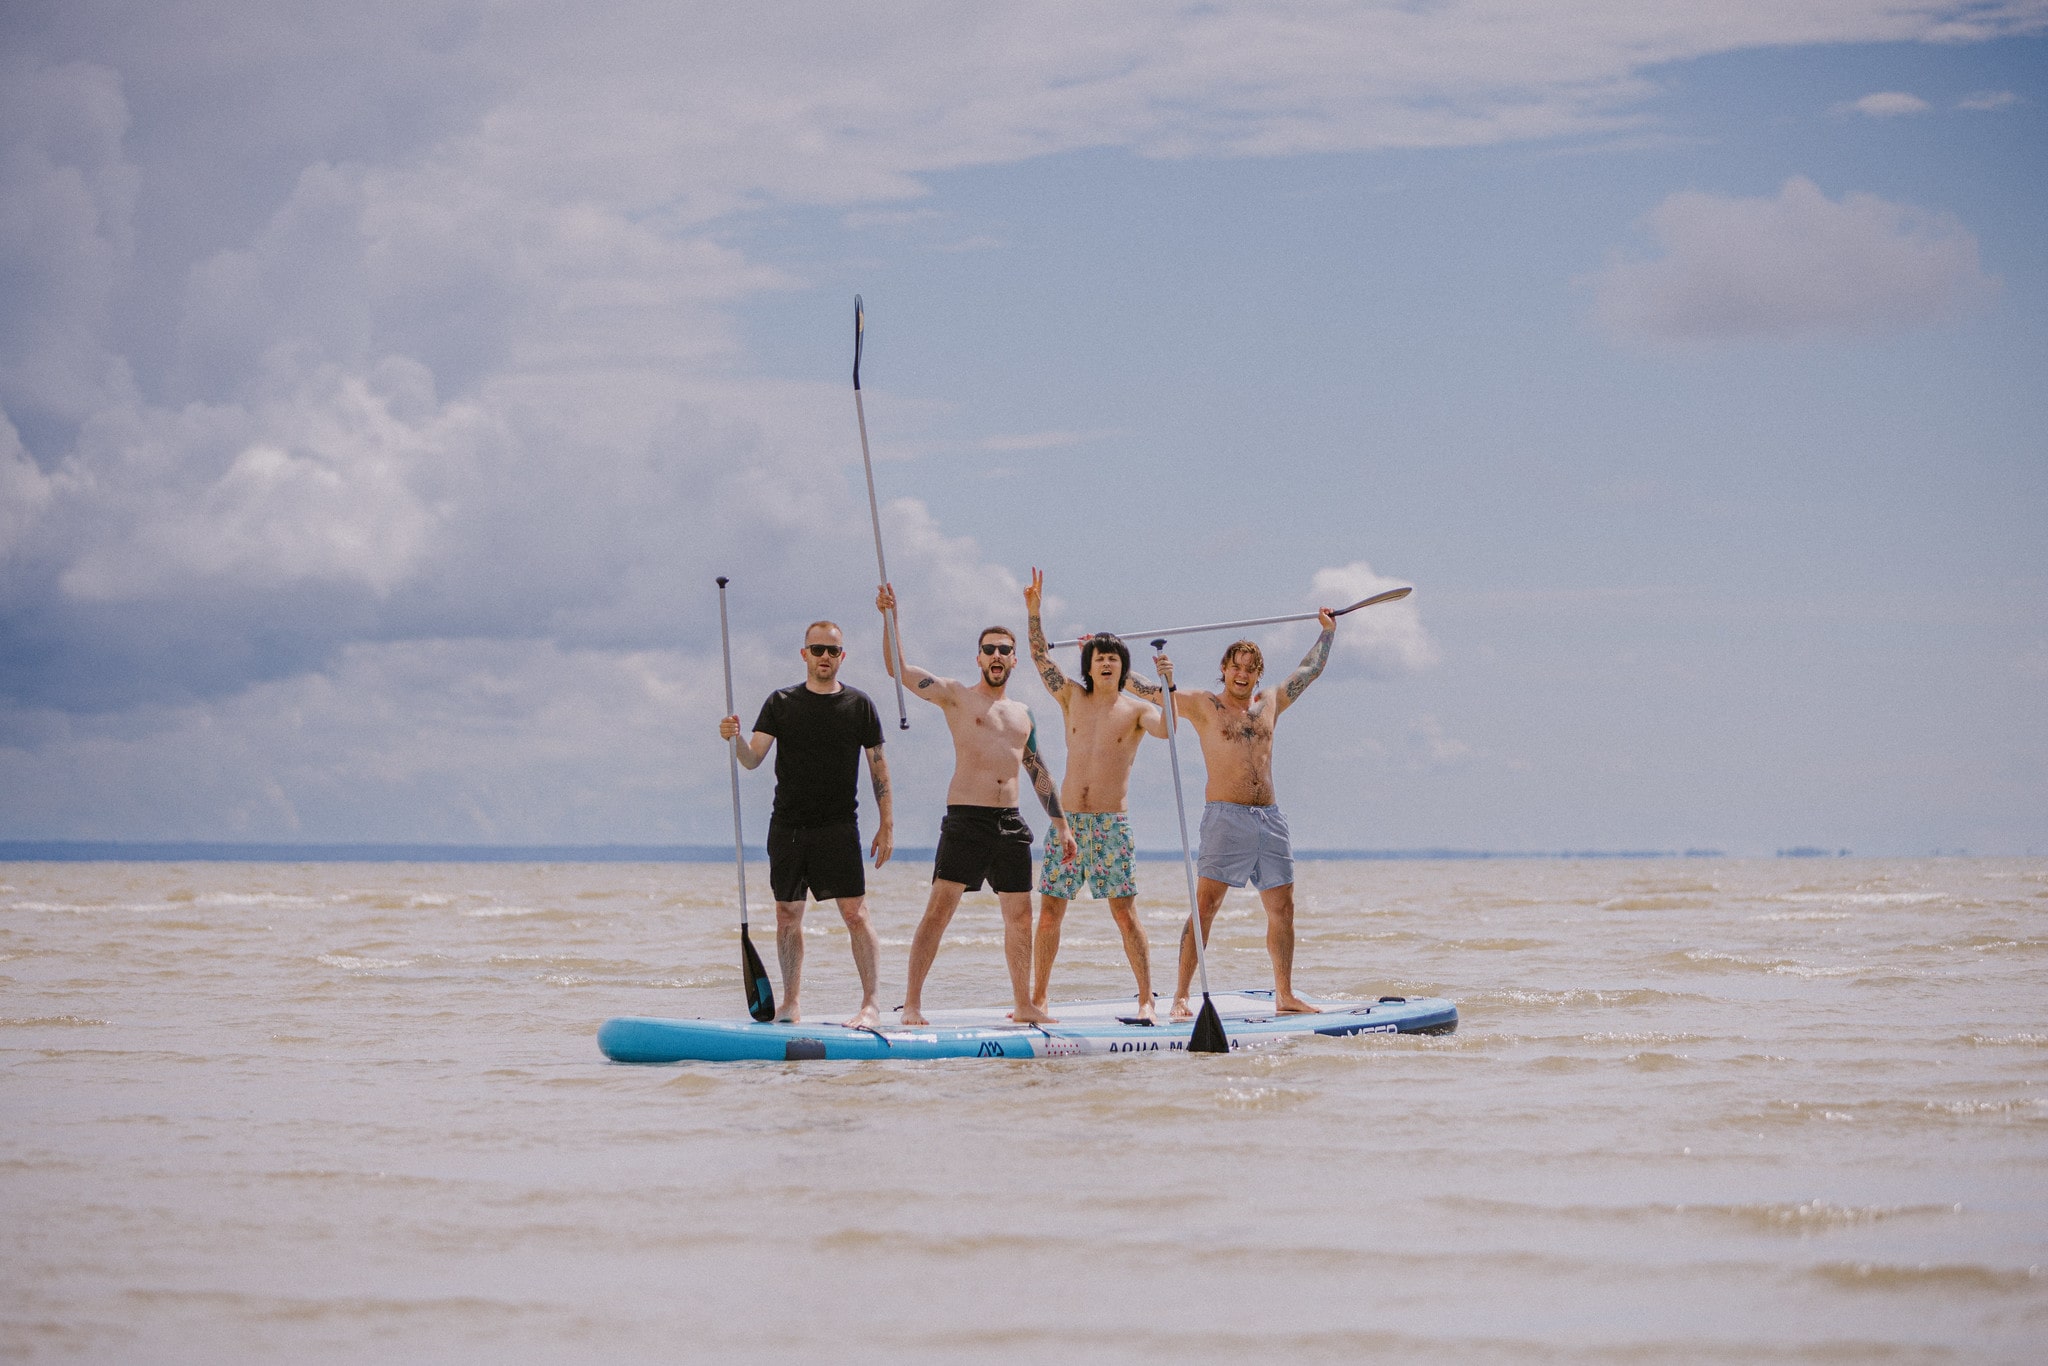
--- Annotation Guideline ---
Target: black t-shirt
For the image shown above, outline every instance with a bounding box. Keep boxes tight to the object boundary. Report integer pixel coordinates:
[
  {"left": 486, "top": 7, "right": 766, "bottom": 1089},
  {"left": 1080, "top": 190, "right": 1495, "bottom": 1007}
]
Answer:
[{"left": 753, "top": 684, "right": 884, "bottom": 828}]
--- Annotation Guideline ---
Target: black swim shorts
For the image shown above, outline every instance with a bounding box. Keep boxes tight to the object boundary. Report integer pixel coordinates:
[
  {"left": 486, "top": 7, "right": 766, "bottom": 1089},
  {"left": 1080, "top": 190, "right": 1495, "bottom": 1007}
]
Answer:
[
  {"left": 766, "top": 820, "right": 865, "bottom": 903},
  {"left": 932, "top": 805, "right": 1033, "bottom": 894}
]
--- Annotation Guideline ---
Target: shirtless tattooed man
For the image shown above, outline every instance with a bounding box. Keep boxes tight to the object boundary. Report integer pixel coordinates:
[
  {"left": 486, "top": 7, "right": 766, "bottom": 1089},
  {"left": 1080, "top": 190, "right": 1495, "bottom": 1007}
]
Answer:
[
  {"left": 1024, "top": 569, "right": 1169, "bottom": 1021},
  {"left": 877, "top": 583, "right": 1077, "bottom": 1026},
  {"left": 1136, "top": 610, "right": 1337, "bottom": 1018}
]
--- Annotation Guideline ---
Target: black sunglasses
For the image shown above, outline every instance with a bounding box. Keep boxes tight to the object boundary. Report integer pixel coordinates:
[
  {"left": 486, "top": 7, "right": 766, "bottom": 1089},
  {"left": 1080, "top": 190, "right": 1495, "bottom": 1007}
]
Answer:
[
  {"left": 980, "top": 642, "right": 1015, "bottom": 656},
  {"left": 805, "top": 644, "right": 843, "bottom": 658}
]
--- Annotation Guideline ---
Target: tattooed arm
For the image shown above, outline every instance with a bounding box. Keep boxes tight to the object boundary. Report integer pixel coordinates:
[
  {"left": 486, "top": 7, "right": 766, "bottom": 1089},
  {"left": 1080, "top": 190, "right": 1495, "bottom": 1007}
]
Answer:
[
  {"left": 1275, "top": 608, "right": 1337, "bottom": 715},
  {"left": 1023, "top": 567, "right": 1068, "bottom": 698},
  {"left": 866, "top": 745, "right": 894, "bottom": 867},
  {"left": 1022, "top": 717, "right": 1077, "bottom": 862},
  {"left": 876, "top": 582, "right": 949, "bottom": 703}
]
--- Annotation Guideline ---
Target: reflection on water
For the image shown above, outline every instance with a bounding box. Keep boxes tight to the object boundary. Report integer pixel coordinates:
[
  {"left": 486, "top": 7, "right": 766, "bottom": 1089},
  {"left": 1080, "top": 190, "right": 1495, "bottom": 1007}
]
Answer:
[{"left": 3, "top": 857, "right": 2045, "bottom": 1363}]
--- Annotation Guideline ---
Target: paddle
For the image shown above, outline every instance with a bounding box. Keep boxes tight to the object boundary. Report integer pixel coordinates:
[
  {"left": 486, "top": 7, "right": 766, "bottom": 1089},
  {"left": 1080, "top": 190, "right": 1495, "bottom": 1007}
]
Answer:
[
  {"left": 851, "top": 295, "right": 909, "bottom": 730},
  {"left": 1050, "top": 586, "right": 1412, "bottom": 649},
  {"left": 1153, "top": 638, "right": 1229, "bottom": 1055},
  {"left": 716, "top": 576, "right": 776, "bottom": 1023}
]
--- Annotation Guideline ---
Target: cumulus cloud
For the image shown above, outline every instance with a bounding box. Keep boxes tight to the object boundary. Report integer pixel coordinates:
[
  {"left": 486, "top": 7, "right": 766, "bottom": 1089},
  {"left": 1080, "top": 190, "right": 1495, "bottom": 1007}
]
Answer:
[
  {"left": 1837, "top": 91, "right": 1931, "bottom": 116},
  {"left": 1309, "top": 561, "right": 1439, "bottom": 677},
  {"left": 1407, "top": 714, "right": 1479, "bottom": 769},
  {"left": 1591, "top": 176, "right": 2000, "bottom": 341}
]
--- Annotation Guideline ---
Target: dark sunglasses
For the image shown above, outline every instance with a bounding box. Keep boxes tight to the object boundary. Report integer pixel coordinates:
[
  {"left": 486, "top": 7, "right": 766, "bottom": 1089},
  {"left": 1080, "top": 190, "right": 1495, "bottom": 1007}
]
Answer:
[
  {"left": 805, "top": 644, "right": 843, "bottom": 658},
  {"left": 979, "top": 642, "right": 1015, "bottom": 656}
]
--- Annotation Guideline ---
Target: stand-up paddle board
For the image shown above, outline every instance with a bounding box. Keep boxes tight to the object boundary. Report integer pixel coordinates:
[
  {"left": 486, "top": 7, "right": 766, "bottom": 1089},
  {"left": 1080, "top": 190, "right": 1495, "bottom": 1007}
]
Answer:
[{"left": 598, "top": 989, "right": 1456, "bottom": 1063}]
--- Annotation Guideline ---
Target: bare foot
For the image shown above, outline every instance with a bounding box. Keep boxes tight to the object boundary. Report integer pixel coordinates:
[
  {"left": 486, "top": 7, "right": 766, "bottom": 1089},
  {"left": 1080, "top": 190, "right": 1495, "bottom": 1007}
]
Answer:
[
  {"left": 844, "top": 1004, "right": 880, "bottom": 1030},
  {"left": 899, "top": 1007, "right": 928, "bottom": 1026},
  {"left": 774, "top": 1007, "right": 801, "bottom": 1024},
  {"left": 1131, "top": 998, "right": 1157, "bottom": 1025},
  {"left": 1011, "top": 1004, "right": 1059, "bottom": 1025},
  {"left": 1274, "top": 995, "right": 1321, "bottom": 1014},
  {"left": 1169, "top": 997, "right": 1193, "bottom": 1022}
]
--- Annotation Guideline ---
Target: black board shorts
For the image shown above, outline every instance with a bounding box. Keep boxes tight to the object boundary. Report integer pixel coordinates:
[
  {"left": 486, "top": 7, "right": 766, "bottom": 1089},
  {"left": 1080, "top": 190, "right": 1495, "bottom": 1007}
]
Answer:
[
  {"left": 933, "top": 805, "right": 1033, "bottom": 894},
  {"left": 767, "top": 821, "right": 864, "bottom": 903}
]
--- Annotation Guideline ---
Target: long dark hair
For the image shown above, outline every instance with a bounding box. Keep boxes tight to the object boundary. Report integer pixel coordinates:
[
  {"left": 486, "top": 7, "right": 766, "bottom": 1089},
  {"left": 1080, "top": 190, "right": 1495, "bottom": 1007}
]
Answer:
[{"left": 1078, "top": 633, "right": 1131, "bottom": 694}]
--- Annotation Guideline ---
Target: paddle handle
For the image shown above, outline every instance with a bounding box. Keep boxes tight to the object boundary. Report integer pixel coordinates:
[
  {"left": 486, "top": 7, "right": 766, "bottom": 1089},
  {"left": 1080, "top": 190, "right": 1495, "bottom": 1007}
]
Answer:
[
  {"left": 716, "top": 577, "right": 750, "bottom": 929},
  {"left": 853, "top": 296, "right": 909, "bottom": 730},
  {"left": 1153, "top": 639, "right": 1214, "bottom": 999},
  {"left": 1049, "top": 586, "right": 1411, "bottom": 648}
]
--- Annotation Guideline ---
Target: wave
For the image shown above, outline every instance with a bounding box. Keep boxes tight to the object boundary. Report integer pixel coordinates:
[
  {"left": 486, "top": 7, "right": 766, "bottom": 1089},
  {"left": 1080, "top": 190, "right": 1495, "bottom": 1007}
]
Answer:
[
  {"left": 1601, "top": 896, "right": 1716, "bottom": 911},
  {"left": 1433, "top": 1195, "right": 1962, "bottom": 1234},
  {"left": 1475, "top": 986, "right": 1706, "bottom": 1008},
  {"left": 1811, "top": 1261, "right": 2043, "bottom": 1293}
]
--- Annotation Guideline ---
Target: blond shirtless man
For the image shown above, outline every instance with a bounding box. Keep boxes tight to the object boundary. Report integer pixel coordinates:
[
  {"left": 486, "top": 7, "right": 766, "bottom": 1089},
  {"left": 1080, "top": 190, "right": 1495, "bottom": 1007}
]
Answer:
[
  {"left": 1139, "top": 611, "right": 1336, "bottom": 1018},
  {"left": 877, "top": 582, "right": 1076, "bottom": 1026},
  {"left": 1023, "top": 569, "right": 1169, "bottom": 1021}
]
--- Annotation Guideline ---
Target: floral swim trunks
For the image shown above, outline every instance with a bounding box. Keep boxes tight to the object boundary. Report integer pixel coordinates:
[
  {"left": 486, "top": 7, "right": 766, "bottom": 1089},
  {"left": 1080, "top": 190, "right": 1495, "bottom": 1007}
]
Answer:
[{"left": 1039, "top": 811, "right": 1137, "bottom": 900}]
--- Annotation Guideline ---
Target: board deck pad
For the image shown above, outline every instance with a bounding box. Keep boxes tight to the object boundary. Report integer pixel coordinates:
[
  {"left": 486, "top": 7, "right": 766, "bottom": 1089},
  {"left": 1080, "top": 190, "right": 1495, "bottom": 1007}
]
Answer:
[{"left": 598, "top": 989, "right": 1457, "bottom": 1063}]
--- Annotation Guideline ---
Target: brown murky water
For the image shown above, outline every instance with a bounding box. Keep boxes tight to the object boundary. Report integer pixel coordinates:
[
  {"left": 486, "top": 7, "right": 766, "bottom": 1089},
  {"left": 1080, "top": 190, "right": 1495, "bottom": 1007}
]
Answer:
[{"left": 4, "top": 857, "right": 2043, "bottom": 1362}]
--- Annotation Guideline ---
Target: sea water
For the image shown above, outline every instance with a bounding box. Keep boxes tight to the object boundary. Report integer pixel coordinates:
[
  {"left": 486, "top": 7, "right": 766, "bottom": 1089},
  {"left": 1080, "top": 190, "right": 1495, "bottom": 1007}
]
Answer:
[{"left": 3, "top": 857, "right": 2043, "bottom": 1363}]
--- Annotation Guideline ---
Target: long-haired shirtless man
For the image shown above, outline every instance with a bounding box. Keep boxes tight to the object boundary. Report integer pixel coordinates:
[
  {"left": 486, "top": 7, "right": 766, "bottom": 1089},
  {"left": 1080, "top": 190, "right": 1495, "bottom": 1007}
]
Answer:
[
  {"left": 1023, "top": 568, "right": 1169, "bottom": 1022},
  {"left": 877, "top": 582, "right": 1076, "bottom": 1026}
]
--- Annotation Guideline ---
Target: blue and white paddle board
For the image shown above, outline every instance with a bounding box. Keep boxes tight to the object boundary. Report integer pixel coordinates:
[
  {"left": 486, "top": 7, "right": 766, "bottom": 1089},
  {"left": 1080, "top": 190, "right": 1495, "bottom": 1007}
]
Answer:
[{"left": 597, "top": 989, "right": 1456, "bottom": 1063}]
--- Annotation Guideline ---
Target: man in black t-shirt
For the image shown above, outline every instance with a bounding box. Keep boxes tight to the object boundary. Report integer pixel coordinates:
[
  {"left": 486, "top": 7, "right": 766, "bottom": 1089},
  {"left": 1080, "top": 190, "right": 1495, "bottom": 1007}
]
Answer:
[{"left": 719, "top": 619, "right": 892, "bottom": 1027}]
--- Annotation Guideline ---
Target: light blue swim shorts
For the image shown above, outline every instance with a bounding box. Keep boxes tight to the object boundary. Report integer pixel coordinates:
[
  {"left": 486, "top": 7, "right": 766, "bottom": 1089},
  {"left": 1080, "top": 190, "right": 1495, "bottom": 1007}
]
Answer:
[{"left": 1196, "top": 801, "right": 1294, "bottom": 891}]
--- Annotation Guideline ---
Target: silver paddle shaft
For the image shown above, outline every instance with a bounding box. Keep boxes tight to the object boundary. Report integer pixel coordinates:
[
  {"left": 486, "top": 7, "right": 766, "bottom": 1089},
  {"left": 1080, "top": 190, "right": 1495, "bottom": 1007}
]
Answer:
[
  {"left": 1153, "top": 641, "right": 1213, "bottom": 999},
  {"left": 1049, "top": 587, "right": 1411, "bottom": 649},
  {"left": 715, "top": 577, "right": 750, "bottom": 930},
  {"left": 852, "top": 297, "right": 909, "bottom": 729}
]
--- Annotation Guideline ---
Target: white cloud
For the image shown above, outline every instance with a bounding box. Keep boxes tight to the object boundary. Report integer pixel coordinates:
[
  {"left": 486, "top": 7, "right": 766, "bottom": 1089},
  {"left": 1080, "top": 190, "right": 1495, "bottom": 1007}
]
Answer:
[
  {"left": 0, "top": 638, "right": 737, "bottom": 842},
  {"left": 1837, "top": 91, "right": 1931, "bottom": 116},
  {"left": 0, "top": 63, "right": 140, "bottom": 445},
  {"left": 1958, "top": 89, "right": 2022, "bottom": 110},
  {"left": 979, "top": 429, "right": 1118, "bottom": 452},
  {"left": 1590, "top": 176, "right": 2000, "bottom": 341},
  {"left": 1407, "top": 714, "right": 1478, "bottom": 768},
  {"left": 1309, "top": 561, "right": 1439, "bottom": 676}
]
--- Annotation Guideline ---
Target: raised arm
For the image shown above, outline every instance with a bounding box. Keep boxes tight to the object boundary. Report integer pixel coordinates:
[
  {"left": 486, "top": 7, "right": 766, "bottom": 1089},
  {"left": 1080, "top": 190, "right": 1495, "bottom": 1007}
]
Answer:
[
  {"left": 1024, "top": 567, "right": 1068, "bottom": 698},
  {"left": 866, "top": 745, "right": 893, "bottom": 867},
  {"left": 1021, "top": 716, "right": 1077, "bottom": 862},
  {"left": 876, "top": 582, "right": 948, "bottom": 702},
  {"left": 1275, "top": 608, "right": 1337, "bottom": 716}
]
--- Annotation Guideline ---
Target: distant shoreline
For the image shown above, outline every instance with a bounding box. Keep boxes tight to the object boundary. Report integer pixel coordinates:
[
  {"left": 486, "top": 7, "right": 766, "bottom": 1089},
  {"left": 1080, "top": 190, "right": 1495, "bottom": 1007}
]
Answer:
[{"left": 0, "top": 840, "right": 1778, "bottom": 864}]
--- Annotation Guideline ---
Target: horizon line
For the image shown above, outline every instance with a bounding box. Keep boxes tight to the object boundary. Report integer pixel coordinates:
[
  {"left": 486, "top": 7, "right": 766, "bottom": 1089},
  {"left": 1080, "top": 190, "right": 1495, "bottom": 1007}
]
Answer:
[{"left": 0, "top": 840, "right": 1863, "bottom": 865}]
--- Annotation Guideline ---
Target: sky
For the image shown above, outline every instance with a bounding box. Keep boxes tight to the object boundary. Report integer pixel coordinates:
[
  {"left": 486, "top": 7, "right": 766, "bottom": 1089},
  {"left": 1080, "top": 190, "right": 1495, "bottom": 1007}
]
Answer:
[{"left": 1, "top": 1, "right": 2044, "bottom": 855}]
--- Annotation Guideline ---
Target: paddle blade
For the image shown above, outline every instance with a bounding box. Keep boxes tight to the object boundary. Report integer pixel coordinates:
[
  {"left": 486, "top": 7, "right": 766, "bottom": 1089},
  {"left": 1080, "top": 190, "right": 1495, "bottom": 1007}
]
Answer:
[
  {"left": 1187, "top": 994, "right": 1229, "bottom": 1054},
  {"left": 741, "top": 926, "right": 776, "bottom": 1022}
]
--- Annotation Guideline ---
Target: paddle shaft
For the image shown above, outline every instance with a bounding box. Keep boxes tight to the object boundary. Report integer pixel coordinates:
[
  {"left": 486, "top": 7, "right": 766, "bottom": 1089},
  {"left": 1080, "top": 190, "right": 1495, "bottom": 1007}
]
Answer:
[
  {"left": 852, "top": 296, "right": 909, "bottom": 730},
  {"left": 1048, "top": 586, "right": 1410, "bottom": 649},
  {"left": 1153, "top": 640, "right": 1215, "bottom": 1001},
  {"left": 715, "top": 578, "right": 751, "bottom": 929}
]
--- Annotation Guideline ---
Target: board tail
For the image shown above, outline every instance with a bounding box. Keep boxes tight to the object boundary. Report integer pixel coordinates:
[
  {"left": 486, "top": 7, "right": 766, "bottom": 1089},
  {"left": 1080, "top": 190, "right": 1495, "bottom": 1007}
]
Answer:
[{"left": 741, "top": 926, "right": 776, "bottom": 1023}]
